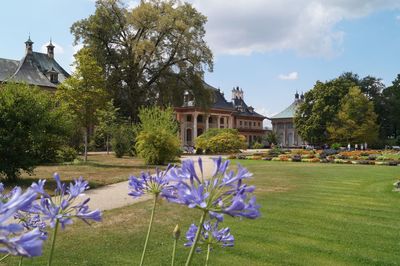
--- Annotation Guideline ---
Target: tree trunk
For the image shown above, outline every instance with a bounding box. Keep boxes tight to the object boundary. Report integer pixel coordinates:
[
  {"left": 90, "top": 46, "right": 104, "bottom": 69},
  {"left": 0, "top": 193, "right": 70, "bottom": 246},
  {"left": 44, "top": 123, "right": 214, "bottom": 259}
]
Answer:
[
  {"left": 84, "top": 128, "right": 88, "bottom": 162},
  {"left": 106, "top": 135, "right": 109, "bottom": 155}
]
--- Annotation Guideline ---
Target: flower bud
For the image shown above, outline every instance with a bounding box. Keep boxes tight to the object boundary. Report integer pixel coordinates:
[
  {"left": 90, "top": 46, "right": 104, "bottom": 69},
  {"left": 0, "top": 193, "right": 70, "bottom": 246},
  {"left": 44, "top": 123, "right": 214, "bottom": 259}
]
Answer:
[{"left": 173, "top": 224, "right": 181, "bottom": 240}]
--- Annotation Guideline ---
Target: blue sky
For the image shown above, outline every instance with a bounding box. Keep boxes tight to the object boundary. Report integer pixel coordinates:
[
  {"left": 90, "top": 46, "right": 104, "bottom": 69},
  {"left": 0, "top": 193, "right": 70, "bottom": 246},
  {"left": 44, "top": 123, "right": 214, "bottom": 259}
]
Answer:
[{"left": 1, "top": 0, "right": 400, "bottom": 124}]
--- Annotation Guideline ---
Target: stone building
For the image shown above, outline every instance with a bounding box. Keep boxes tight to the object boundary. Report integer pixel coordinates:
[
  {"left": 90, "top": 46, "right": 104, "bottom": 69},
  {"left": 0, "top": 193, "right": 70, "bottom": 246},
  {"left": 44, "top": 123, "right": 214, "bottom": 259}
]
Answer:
[
  {"left": 0, "top": 37, "right": 70, "bottom": 89},
  {"left": 269, "top": 92, "right": 306, "bottom": 147},
  {"left": 175, "top": 84, "right": 266, "bottom": 148}
]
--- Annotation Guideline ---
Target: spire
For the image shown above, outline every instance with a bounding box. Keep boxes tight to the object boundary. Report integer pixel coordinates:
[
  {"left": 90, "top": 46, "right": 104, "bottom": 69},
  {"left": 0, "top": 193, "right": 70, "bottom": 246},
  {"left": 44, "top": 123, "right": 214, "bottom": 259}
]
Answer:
[
  {"left": 47, "top": 38, "right": 55, "bottom": 59},
  {"left": 25, "top": 35, "right": 34, "bottom": 54},
  {"left": 295, "top": 91, "right": 299, "bottom": 100}
]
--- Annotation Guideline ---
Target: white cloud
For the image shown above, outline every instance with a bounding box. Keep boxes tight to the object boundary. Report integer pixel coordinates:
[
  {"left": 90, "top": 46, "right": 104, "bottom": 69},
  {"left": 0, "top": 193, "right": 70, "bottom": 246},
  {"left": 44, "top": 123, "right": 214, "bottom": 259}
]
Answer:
[
  {"left": 254, "top": 107, "right": 274, "bottom": 128},
  {"left": 40, "top": 41, "right": 64, "bottom": 54},
  {"left": 278, "top": 72, "right": 299, "bottom": 80},
  {"left": 189, "top": 0, "right": 400, "bottom": 57}
]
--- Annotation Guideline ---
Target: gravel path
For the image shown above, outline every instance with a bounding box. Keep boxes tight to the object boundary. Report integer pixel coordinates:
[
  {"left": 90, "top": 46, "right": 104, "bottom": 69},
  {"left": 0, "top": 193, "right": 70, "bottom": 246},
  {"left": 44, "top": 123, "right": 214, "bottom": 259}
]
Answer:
[{"left": 83, "top": 155, "right": 220, "bottom": 211}]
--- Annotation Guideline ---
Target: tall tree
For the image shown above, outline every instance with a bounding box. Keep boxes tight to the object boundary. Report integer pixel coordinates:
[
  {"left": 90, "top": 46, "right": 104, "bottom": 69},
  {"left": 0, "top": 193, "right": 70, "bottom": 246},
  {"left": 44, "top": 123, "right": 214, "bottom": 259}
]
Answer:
[
  {"left": 71, "top": 0, "right": 213, "bottom": 120},
  {"left": 96, "top": 99, "right": 120, "bottom": 154},
  {"left": 295, "top": 75, "right": 356, "bottom": 144},
  {"left": 380, "top": 74, "right": 400, "bottom": 139},
  {"left": 327, "top": 87, "right": 379, "bottom": 144},
  {"left": 57, "top": 48, "right": 108, "bottom": 161}
]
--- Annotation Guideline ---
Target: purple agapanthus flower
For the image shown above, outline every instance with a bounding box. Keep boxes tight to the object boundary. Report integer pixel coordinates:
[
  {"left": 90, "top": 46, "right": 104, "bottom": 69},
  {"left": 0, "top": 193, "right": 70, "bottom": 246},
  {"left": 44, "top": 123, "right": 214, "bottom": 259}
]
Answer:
[
  {"left": 128, "top": 165, "right": 175, "bottom": 200},
  {"left": 166, "top": 157, "right": 260, "bottom": 221},
  {"left": 185, "top": 221, "right": 234, "bottom": 251},
  {"left": 0, "top": 228, "right": 45, "bottom": 257},
  {"left": 0, "top": 183, "right": 45, "bottom": 257},
  {"left": 31, "top": 173, "right": 102, "bottom": 229}
]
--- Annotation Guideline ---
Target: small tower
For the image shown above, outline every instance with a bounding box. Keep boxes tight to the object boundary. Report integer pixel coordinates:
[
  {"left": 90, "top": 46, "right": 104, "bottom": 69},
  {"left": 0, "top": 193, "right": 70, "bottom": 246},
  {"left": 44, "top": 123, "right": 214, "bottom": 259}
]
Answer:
[
  {"left": 295, "top": 91, "right": 299, "bottom": 100},
  {"left": 25, "top": 36, "right": 34, "bottom": 55},
  {"left": 47, "top": 39, "right": 55, "bottom": 59},
  {"left": 300, "top": 92, "right": 305, "bottom": 101}
]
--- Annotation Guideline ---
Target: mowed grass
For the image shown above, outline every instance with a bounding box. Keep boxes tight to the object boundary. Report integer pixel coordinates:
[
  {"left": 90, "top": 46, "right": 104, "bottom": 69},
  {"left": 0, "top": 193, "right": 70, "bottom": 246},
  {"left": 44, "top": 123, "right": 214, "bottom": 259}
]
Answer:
[
  {"left": 4, "top": 154, "right": 155, "bottom": 192},
  {"left": 3, "top": 161, "right": 400, "bottom": 265}
]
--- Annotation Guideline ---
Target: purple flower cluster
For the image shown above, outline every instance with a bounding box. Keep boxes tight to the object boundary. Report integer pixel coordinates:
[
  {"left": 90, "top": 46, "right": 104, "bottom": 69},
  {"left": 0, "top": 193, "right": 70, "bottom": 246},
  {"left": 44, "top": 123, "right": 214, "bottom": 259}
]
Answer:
[
  {"left": 185, "top": 221, "right": 234, "bottom": 252},
  {"left": 166, "top": 157, "right": 260, "bottom": 221},
  {"left": 128, "top": 165, "right": 175, "bottom": 199},
  {"left": 0, "top": 184, "right": 45, "bottom": 257},
  {"left": 31, "top": 173, "right": 102, "bottom": 229}
]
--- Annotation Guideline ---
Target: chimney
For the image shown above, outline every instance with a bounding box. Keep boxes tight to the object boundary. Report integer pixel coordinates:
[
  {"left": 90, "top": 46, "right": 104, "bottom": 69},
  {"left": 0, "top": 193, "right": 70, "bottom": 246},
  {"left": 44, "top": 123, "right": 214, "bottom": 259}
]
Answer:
[
  {"left": 25, "top": 36, "right": 33, "bottom": 55},
  {"left": 47, "top": 39, "right": 55, "bottom": 59}
]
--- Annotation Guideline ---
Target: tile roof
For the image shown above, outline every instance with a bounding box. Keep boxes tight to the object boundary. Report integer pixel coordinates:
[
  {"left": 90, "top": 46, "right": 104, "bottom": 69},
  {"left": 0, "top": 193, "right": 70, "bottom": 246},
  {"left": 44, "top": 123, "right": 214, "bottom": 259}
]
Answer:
[
  {"left": 270, "top": 100, "right": 301, "bottom": 119},
  {"left": 205, "top": 83, "right": 265, "bottom": 118},
  {"left": 0, "top": 58, "right": 19, "bottom": 81},
  {"left": 0, "top": 52, "right": 69, "bottom": 88}
]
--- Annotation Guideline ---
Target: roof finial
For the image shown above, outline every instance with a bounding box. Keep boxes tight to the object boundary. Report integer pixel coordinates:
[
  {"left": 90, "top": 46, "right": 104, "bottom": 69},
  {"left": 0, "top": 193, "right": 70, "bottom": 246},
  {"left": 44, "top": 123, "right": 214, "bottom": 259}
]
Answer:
[{"left": 295, "top": 90, "right": 299, "bottom": 100}]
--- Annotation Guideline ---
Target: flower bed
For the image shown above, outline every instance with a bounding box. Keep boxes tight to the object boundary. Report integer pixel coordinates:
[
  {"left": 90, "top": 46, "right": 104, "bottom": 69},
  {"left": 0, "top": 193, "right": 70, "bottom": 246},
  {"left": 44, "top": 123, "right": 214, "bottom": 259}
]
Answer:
[{"left": 231, "top": 149, "right": 400, "bottom": 166}]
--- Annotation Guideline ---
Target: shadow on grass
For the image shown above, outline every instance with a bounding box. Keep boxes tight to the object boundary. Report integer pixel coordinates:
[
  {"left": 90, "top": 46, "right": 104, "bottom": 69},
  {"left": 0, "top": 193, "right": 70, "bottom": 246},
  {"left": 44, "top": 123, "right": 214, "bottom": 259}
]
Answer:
[{"left": 2, "top": 177, "right": 103, "bottom": 194}]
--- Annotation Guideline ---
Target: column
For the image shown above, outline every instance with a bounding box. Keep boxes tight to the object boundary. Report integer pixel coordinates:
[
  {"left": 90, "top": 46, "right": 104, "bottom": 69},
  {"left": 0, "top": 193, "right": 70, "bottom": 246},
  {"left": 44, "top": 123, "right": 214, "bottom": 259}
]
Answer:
[
  {"left": 206, "top": 115, "right": 209, "bottom": 130},
  {"left": 283, "top": 123, "right": 287, "bottom": 147},
  {"left": 180, "top": 115, "right": 185, "bottom": 145},
  {"left": 217, "top": 115, "right": 221, "bottom": 128},
  {"left": 229, "top": 116, "right": 234, "bottom": 128},
  {"left": 193, "top": 112, "right": 198, "bottom": 142}
]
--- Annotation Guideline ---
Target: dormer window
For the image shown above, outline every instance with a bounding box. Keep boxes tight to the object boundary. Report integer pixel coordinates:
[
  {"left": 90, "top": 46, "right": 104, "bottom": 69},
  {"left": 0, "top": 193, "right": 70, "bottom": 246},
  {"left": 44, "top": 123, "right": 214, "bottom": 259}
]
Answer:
[
  {"left": 47, "top": 67, "right": 59, "bottom": 84},
  {"left": 50, "top": 73, "right": 58, "bottom": 83}
]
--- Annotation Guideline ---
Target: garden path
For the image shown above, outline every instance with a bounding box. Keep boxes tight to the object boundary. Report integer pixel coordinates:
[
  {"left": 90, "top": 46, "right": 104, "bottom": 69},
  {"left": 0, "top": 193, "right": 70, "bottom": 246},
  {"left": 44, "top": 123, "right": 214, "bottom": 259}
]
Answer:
[{"left": 83, "top": 155, "right": 222, "bottom": 211}]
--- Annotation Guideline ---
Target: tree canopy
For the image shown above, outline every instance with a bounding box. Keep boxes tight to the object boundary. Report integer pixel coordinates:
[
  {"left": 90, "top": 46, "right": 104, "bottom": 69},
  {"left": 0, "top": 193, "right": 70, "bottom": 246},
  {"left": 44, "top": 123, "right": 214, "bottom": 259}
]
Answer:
[
  {"left": 380, "top": 74, "right": 400, "bottom": 139},
  {"left": 57, "top": 48, "right": 109, "bottom": 161},
  {"left": 295, "top": 72, "right": 385, "bottom": 145},
  {"left": 71, "top": 0, "right": 214, "bottom": 120},
  {"left": 327, "top": 87, "right": 378, "bottom": 144}
]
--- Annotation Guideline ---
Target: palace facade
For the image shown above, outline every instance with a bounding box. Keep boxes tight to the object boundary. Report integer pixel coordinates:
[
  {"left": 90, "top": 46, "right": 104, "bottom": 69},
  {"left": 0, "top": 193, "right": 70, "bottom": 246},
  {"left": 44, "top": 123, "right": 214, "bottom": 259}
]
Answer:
[
  {"left": 269, "top": 92, "right": 306, "bottom": 147},
  {"left": 0, "top": 37, "right": 69, "bottom": 89},
  {"left": 175, "top": 84, "right": 266, "bottom": 148}
]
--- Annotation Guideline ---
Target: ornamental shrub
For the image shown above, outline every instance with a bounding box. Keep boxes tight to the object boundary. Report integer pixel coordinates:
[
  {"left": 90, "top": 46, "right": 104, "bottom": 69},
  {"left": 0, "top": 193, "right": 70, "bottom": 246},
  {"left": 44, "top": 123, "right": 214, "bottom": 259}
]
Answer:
[
  {"left": 331, "top": 143, "right": 341, "bottom": 150},
  {"left": 252, "top": 142, "right": 264, "bottom": 149},
  {"left": 195, "top": 128, "right": 247, "bottom": 154},
  {"left": 135, "top": 130, "right": 181, "bottom": 165},
  {"left": 135, "top": 106, "right": 180, "bottom": 164},
  {"left": 0, "top": 83, "right": 71, "bottom": 181},
  {"left": 56, "top": 146, "right": 78, "bottom": 163},
  {"left": 111, "top": 124, "right": 134, "bottom": 158}
]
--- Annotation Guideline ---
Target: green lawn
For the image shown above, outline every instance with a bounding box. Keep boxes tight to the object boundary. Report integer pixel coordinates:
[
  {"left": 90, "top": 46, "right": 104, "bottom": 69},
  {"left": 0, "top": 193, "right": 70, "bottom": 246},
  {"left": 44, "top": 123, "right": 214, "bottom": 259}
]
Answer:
[
  {"left": 4, "top": 154, "right": 154, "bottom": 192},
  {"left": 3, "top": 161, "right": 400, "bottom": 265}
]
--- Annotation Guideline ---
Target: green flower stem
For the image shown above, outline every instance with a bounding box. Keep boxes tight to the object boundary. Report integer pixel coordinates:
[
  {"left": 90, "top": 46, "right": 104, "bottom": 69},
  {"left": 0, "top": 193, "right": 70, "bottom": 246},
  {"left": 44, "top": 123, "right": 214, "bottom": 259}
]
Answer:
[
  {"left": 140, "top": 195, "right": 158, "bottom": 266},
  {"left": 18, "top": 256, "right": 23, "bottom": 266},
  {"left": 205, "top": 244, "right": 211, "bottom": 266},
  {"left": 47, "top": 219, "right": 60, "bottom": 266},
  {"left": 0, "top": 253, "right": 10, "bottom": 262},
  {"left": 171, "top": 238, "right": 177, "bottom": 266},
  {"left": 185, "top": 211, "right": 207, "bottom": 266}
]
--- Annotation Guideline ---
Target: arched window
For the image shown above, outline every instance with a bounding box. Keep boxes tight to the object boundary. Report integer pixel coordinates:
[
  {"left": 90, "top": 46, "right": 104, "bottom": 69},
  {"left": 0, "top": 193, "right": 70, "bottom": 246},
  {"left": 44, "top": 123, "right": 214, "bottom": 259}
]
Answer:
[
  {"left": 197, "top": 115, "right": 203, "bottom": 123},
  {"left": 186, "top": 115, "right": 192, "bottom": 122},
  {"left": 220, "top": 117, "right": 224, "bottom": 124}
]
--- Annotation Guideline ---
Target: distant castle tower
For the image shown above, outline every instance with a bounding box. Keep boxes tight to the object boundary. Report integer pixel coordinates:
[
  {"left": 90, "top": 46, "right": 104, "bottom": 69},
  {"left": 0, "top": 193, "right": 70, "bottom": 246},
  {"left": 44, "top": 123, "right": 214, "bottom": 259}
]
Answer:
[
  {"left": 25, "top": 36, "right": 33, "bottom": 55},
  {"left": 231, "top": 86, "right": 244, "bottom": 100},
  {"left": 47, "top": 39, "right": 55, "bottom": 59}
]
